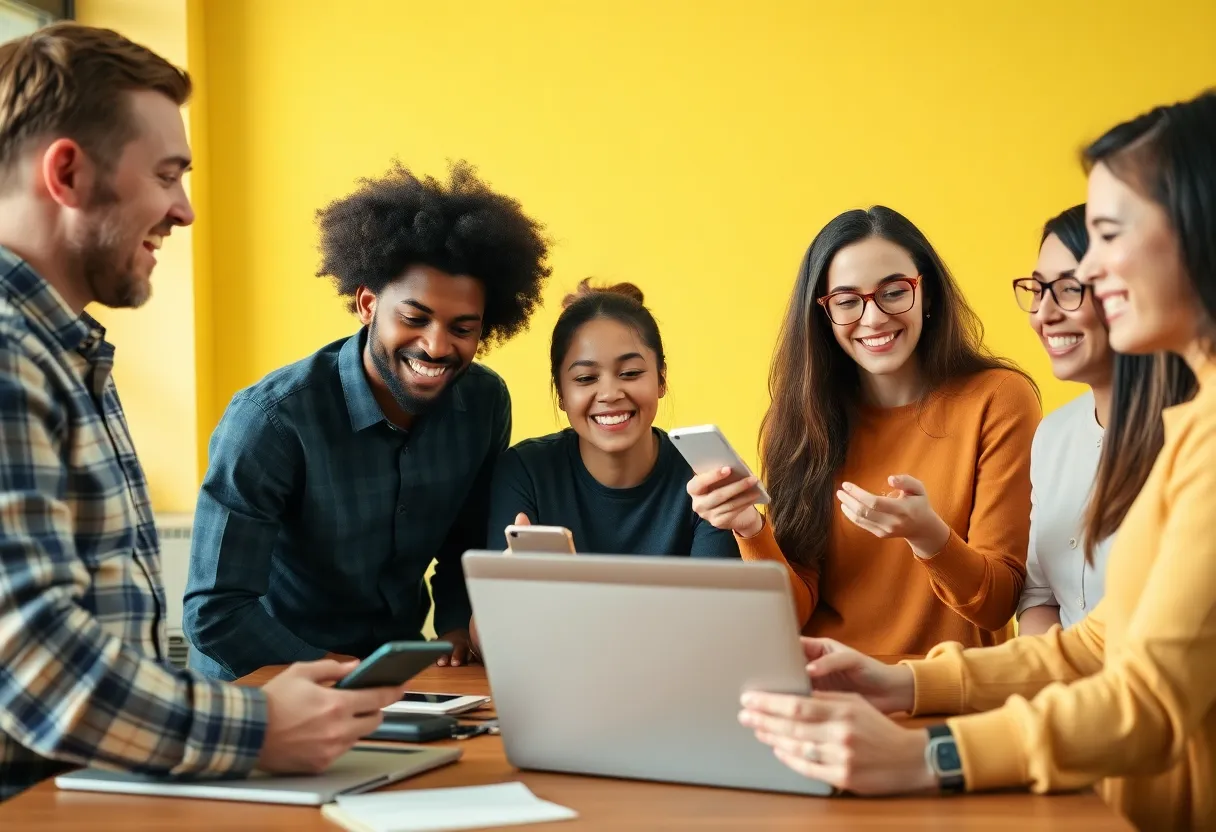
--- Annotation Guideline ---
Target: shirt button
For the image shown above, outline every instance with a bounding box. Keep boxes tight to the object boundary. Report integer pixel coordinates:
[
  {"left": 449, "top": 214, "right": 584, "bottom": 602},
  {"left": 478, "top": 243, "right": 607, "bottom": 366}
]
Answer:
[
  {"left": 1097, "top": 438, "right": 1103, "bottom": 448},
  {"left": 1068, "top": 538, "right": 1077, "bottom": 549},
  {"left": 1078, "top": 597, "right": 1086, "bottom": 609},
  {"left": 396, "top": 505, "right": 406, "bottom": 514}
]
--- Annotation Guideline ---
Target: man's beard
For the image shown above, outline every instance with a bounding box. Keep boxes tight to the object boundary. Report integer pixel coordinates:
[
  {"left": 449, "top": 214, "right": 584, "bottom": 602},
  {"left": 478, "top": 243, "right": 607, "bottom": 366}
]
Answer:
[
  {"left": 368, "top": 315, "right": 466, "bottom": 417},
  {"left": 72, "top": 176, "right": 151, "bottom": 309}
]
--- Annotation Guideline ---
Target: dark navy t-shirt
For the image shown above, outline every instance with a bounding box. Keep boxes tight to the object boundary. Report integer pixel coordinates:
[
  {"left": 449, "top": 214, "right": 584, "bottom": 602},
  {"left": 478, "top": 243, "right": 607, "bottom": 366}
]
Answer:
[{"left": 487, "top": 428, "right": 740, "bottom": 557}]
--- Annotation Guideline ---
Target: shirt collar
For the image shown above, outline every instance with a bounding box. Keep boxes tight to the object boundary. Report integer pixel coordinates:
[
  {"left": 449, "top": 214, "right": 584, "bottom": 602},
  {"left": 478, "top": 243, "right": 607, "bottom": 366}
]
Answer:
[
  {"left": 0, "top": 245, "right": 100, "bottom": 355},
  {"left": 339, "top": 329, "right": 389, "bottom": 432},
  {"left": 338, "top": 328, "right": 469, "bottom": 433}
]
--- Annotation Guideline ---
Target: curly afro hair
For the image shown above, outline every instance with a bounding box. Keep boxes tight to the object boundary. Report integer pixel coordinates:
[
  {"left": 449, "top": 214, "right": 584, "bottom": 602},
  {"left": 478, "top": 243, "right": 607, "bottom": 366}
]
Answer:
[{"left": 316, "top": 160, "right": 552, "bottom": 349}]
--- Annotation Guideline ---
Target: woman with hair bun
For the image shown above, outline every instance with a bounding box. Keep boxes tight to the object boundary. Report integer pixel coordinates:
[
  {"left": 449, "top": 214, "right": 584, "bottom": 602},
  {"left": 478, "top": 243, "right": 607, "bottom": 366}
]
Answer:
[{"left": 485, "top": 279, "right": 740, "bottom": 558}]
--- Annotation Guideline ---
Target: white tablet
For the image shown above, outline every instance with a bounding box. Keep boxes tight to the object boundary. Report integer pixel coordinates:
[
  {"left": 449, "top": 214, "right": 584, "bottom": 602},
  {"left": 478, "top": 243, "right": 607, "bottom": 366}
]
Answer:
[{"left": 383, "top": 691, "right": 490, "bottom": 715}]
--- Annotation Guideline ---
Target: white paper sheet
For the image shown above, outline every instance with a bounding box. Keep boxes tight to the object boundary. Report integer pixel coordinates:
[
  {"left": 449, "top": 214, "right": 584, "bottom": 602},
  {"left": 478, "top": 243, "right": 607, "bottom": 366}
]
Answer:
[{"left": 328, "top": 782, "right": 578, "bottom": 832}]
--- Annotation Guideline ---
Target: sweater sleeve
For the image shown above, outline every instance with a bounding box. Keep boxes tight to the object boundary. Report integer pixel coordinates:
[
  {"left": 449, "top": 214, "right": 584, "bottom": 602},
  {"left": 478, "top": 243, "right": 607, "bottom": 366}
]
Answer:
[
  {"left": 904, "top": 607, "right": 1105, "bottom": 716},
  {"left": 735, "top": 518, "right": 818, "bottom": 627},
  {"left": 926, "top": 416, "right": 1216, "bottom": 794},
  {"left": 917, "top": 373, "right": 1039, "bottom": 632}
]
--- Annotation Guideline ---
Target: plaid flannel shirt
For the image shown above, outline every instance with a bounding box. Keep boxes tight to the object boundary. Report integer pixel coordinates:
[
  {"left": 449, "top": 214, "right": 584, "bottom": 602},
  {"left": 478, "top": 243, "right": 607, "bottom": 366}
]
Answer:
[{"left": 0, "top": 247, "right": 267, "bottom": 801}]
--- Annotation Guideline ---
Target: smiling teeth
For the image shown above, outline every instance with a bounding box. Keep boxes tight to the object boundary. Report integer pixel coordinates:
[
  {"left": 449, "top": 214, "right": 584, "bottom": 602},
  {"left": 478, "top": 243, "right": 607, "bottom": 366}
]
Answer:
[
  {"left": 859, "top": 332, "right": 897, "bottom": 347},
  {"left": 1048, "top": 335, "right": 1081, "bottom": 349},
  {"left": 143, "top": 235, "right": 163, "bottom": 250},
  {"left": 593, "top": 413, "right": 631, "bottom": 426},
  {"left": 1103, "top": 295, "right": 1129, "bottom": 315},
  {"left": 407, "top": 359, "right": 447, "bottom": 378}
]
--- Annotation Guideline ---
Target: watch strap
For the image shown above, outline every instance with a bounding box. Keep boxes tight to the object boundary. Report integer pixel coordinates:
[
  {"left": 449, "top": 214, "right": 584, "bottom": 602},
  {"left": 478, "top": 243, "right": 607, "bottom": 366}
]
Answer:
[{"left": 925, "top": 723, "right": 966, "bottom": 794}]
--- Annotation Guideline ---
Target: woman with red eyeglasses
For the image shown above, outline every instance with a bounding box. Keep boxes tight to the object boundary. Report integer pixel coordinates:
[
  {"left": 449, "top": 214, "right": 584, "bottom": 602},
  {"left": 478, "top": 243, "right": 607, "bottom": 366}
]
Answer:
[{"left": 689, "top": 206, "right": 1040, "bottom": 654}]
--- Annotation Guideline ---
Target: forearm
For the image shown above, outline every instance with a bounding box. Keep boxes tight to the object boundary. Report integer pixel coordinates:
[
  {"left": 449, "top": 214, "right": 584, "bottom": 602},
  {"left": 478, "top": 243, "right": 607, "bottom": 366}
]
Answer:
[
  {"left": 1, "top": 591, "right": 267, "bottom": 776},
  {"left": 1017, "top": 605, "right": 1061, "bottom": 636},
  {"left": 184, "top": 593, "right": 325, "bottom": 679},
  {"left": 690, "top": 520, "right": 742, "bottom": 558},
  {"left": 432, "top": 561, "right": 473, "bottom": 636},
  {"left": 906, "top": 614, "right": 1104, "bottom": 716},
  {"left": 916, "top": 531, "right": 1024, "bottom": 631},
  {"left": 735, "top": 517, "right": 817, "bottom": 626}
]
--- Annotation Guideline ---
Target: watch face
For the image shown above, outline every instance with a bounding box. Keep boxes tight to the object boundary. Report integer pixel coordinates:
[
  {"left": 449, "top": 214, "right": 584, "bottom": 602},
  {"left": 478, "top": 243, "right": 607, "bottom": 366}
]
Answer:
[{"left": 934, "top": 741, "right": 963, "bottom": 775}]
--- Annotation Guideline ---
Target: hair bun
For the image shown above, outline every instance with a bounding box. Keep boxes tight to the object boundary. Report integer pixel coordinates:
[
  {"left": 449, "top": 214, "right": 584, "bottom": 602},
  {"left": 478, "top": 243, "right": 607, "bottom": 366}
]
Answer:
[{"left": 561, "top": 278, "right": 645, "bottom": 309}]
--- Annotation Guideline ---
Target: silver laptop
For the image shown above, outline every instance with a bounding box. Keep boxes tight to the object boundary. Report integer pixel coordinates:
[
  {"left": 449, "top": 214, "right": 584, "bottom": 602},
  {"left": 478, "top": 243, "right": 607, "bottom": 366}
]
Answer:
[
  {"left": 55, "top": 746, "right": 461, "bottom": 805},
  {"left": 463, "top": 552, "right": 831, "bottom": 796}
]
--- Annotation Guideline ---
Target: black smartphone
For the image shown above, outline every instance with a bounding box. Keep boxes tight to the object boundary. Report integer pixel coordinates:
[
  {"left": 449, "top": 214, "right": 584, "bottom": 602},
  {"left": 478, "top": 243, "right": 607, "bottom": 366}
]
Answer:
[
  {"left": 362, "top": 712, "right": 457, "bottom": 743},
  {"left": 333, "top": 641, "right": 453, "bottom": 690}
]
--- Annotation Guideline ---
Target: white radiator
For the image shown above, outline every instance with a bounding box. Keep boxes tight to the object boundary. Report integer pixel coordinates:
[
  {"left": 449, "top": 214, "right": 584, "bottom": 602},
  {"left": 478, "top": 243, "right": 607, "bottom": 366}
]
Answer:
[{"left": 155, "top": 512, "right": 194, "bottom": 669}]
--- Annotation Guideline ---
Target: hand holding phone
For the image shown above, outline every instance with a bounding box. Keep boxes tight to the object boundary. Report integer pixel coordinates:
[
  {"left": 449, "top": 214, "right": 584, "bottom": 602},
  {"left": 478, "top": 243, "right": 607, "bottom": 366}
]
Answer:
[
  {"left": 673, "top": 425, "right": 768, "bottom": 538},
  {"left": 669, "top": 425, "right": 770, "bottom": 503},
  {"left": 504, "top": 521, "right": 576, "bottom": 554}
]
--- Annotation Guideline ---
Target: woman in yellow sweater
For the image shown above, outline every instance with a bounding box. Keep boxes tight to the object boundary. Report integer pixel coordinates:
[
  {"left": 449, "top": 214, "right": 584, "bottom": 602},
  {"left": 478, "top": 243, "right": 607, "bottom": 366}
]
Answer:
[
  {"left": 689, "top": 206, "right": 1040, "bottom": 655},
  {"left": 736, "top": 90, "right": 1216, "bottom": 831}
]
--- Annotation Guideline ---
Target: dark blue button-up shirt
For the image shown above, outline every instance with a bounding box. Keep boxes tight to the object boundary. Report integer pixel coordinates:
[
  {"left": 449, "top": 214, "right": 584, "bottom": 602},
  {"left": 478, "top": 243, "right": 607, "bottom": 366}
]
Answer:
[{"left": 184, "top": 329, "right": 510, "bottom": 680}]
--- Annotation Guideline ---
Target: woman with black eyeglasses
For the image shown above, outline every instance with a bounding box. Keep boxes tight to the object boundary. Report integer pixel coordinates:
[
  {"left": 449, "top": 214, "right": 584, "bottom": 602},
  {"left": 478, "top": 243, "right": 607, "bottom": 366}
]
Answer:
[
  {"left": 688, "top": 206, "right": 1040, "bottom": 655},
  {"left": 1012, "top": 209, "right": 1196, "bottom": 638},
  {"left": 1012, "top": 206, "right": 1115, "bottom": 635}
]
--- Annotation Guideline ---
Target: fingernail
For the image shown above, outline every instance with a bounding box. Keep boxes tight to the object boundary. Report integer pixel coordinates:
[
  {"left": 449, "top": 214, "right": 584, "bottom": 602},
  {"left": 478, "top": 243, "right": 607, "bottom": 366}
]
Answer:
[
  {"left": 741, "top": 693, "right": 755, "bottom": 707},
  {"left": 842, "top": 482, "right": 853, "bottom": 491},
  {"left": 721, "top": 467, "right": 731, "bottom": 475}
]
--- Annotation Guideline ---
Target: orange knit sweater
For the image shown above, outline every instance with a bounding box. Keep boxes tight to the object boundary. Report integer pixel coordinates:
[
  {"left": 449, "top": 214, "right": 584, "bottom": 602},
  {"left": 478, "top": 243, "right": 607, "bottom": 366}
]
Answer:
[{"left": 740, "top": 369, "right": 1041, "bottom": 654}]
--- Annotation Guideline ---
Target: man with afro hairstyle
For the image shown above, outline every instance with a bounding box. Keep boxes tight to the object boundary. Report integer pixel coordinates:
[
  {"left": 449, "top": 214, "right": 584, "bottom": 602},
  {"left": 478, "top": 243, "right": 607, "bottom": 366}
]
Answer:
[{"left": 184, "top": 161, "right": 550, "bottom": 680}]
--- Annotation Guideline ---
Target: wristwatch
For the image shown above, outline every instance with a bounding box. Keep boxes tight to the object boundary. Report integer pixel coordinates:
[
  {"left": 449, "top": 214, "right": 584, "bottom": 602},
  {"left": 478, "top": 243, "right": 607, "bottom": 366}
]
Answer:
[{"left": 924, "top": 723, "right": 966, "bottom": 793}]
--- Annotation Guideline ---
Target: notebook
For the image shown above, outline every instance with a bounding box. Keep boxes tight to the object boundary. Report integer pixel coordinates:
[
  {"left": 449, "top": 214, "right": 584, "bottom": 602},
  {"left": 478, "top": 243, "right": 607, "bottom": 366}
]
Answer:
[
  {"left": 54, "top": 746, "right": 461, "bottom": 806},
  {"left": 320, "top": 782, "right": 577, "bottom": 832}
]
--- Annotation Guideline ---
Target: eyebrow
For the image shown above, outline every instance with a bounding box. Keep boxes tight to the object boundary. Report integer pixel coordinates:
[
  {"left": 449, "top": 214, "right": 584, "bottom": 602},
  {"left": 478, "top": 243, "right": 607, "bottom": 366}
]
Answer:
[
  {"left": 1031, "top": 269, "right": 1077, "bottom": 280},
  {"left": 399, "top": 299, "right": 482, "bottom": 323},
  {"left": 829, "top": 273, "right": 909, "bottom": 293},
  {"left": 567, "top": 351, "right": 644, "bottom": 371},
  {"left": 160, "top": 155, "right": 193, "bottom": 172},
  {"left": 1089, "top": 215, "right": 1120, "bottom": 226}
]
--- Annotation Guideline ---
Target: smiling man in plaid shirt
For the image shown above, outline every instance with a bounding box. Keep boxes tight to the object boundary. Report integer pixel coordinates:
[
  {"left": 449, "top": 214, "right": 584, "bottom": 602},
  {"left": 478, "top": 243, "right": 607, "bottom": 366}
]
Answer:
[{"left": 0, "top": 24, "right": 407, "bottom": 801}]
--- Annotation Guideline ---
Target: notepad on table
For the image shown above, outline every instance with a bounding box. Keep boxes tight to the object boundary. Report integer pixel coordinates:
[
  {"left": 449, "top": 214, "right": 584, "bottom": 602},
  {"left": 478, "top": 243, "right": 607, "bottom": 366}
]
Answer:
[{"left": 320, "top": 782, "right": 578, "bottom": 832}]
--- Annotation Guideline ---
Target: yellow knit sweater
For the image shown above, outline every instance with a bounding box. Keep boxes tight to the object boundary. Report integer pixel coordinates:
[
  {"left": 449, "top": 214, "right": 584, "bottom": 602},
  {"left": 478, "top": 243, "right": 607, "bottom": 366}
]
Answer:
[{"left": 907, "top": 360, "right": 1216, "bottom": 831}]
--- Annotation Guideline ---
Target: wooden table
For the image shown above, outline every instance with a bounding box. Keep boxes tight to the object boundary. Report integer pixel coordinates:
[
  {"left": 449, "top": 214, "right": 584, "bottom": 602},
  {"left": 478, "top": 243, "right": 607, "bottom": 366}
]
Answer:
[{"left": 1, "top": 664, "right": 1132, "bottom": 830}]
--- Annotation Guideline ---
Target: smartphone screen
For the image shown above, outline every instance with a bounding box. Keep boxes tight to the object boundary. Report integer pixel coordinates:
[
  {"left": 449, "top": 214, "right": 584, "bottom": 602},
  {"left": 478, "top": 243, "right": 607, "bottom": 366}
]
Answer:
[{"left": 399, "top": 692, "right": 463, "bottom": 703}]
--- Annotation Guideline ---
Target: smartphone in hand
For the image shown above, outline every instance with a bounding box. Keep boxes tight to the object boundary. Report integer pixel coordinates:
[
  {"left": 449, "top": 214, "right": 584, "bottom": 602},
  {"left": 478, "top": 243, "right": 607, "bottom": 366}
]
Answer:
[
  {"left": 504, "top": 524, "right": 576, "bottom": 554},
  {"left": 333, "top": 641, "right": 454, "bottom": 690},
  {"left": 669, "top": 424, "right": 770, "bottom": 504}
]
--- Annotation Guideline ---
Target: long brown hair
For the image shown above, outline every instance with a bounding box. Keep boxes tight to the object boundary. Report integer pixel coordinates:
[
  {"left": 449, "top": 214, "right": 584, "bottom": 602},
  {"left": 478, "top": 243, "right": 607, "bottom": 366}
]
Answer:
[
  {"left": 1078, "top": 93, "right": 1215, "bottom": 558},
  {"left": 760, "top": 206, "right": 1035, "bottom": 568},
  {"left": 1083, "top": 354, "right": 1195, "bottom": 560}
]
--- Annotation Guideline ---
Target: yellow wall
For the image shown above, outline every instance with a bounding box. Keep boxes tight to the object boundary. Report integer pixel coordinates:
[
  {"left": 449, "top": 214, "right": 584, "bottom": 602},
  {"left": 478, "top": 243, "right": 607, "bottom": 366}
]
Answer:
[
  {"left": 197, "top": 0, "right": 1216, "bottom": 468},
  {"left": 74, "top": 0, "right": 202, "bottom": 511},
  {"left": 78, "top": 1, "right": 1216, "bottom": 491}
]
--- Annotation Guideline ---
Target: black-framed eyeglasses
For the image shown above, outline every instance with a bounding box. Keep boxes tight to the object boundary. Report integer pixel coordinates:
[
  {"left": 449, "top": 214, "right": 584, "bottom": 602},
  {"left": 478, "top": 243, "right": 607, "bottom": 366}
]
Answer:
[
  {"left": 1012, "top": 276, "right": 1089, "bottom": 313},
  {"left": 816, "top": 276, "right": 921, "bottom": 326}
]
